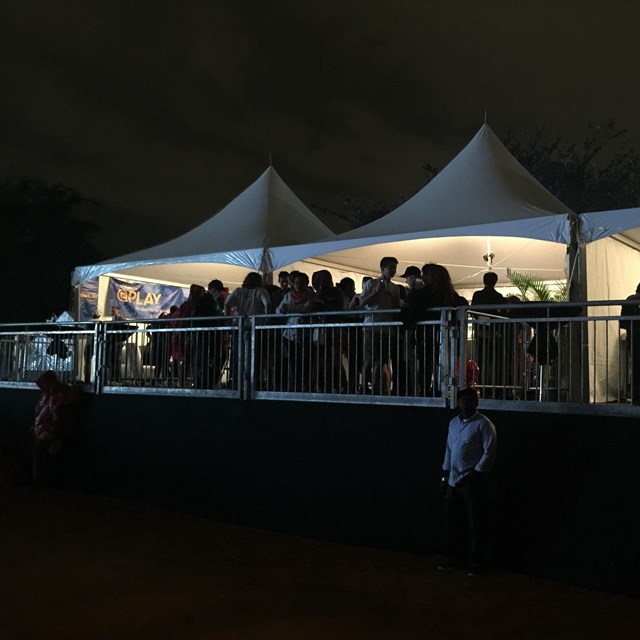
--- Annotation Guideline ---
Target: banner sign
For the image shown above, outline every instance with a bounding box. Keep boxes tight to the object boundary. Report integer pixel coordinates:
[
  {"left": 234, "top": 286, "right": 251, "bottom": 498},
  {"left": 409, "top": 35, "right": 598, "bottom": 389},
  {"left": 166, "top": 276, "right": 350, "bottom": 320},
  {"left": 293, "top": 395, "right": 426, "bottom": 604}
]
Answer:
[
  {"left": 78, "top": 278, "right": 100, "bottom": 321},
  {"left": 108, "top": 277, "right": 188, "bottom": 319}
]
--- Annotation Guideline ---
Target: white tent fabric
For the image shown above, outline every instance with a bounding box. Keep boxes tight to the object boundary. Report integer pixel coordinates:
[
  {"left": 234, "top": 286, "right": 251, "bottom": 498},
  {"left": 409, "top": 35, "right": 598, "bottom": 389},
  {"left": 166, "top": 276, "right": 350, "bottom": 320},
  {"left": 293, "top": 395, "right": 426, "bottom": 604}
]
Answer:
[
  {"left": 261, "top": 124, "right": 575, "bottom": 286},
  {"left": 580, "top": 207, "right": 640, "bottom": 243},
  {"left": 72, "top": 167, "right": 335, "bottom": 285},
  {"left": 335, "top": 124, "right": 574, "bottom": 242},
  {"left": 282, "top": 235, "right": 569, "bottom": 288}
]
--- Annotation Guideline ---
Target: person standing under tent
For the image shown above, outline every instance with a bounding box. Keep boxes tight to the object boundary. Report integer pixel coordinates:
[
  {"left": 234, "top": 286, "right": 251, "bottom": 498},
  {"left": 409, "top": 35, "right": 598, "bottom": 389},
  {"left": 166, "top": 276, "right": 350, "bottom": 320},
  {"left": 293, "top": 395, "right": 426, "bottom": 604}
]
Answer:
[
  {"left": 276, "top": 272, "right": 316, "bottom": 392},
  {"left": 193, "top": 279, "right": 226, "bottom": 389},
  {"left": 398, "top": 266, "right": 423, "bottom": 395},
  {"left": 472, "top": 272, "right": 507, "bottom": 393},
  {"left": 620, "top": 283, "right": 640, "bottom": 404},
  {"left": 312, "top": 270, "right": 346, "bottom": 393},
  {"left": 225, "top": 273, "right": 272, "bottom": 390},
  {"left": 359, "top": 257, "right": 402, "bottom": 395}
]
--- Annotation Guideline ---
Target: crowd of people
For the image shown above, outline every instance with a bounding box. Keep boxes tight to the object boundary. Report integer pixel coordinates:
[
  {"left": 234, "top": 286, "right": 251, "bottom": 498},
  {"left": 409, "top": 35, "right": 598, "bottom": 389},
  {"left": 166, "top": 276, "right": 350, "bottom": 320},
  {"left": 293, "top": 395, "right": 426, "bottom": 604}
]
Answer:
[
  {"left": 124, "top": 258, "right": 504, "bottom": 395},
  {"left": 96, "top": 258, "right": 603, "bottom": 399}
]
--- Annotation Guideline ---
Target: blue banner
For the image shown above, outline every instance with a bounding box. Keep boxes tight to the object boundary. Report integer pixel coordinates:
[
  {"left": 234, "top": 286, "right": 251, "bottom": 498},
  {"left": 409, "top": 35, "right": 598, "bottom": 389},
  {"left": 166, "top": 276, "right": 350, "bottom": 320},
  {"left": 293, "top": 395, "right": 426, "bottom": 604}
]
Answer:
[
  {"left": 108, "top": 277, "right": 188, "bottom": 319},
  {"left": 78, "top": 278, "right": 100, "bottom": 321}
]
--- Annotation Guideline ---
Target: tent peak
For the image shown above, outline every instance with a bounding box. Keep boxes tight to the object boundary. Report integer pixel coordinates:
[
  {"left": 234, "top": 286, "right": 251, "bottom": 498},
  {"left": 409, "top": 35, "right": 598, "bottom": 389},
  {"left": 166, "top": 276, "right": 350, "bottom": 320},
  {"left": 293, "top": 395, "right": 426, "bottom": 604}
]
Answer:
[{"left": 333, "top": 122, "right": 572, "bottom": 243}]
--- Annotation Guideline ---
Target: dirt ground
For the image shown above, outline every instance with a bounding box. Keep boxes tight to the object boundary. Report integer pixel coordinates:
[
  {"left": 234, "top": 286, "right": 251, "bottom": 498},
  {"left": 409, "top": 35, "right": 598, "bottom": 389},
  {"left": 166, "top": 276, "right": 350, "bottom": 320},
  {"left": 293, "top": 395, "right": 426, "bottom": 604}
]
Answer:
[{"left": 1, "top": 487, "right": 639, "bottom": 640}]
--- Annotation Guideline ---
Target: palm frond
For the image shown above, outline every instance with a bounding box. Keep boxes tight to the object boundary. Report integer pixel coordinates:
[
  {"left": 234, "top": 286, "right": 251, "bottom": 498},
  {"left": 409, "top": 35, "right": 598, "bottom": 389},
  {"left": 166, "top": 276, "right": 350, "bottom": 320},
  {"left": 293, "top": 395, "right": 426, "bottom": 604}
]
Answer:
[{"left": 506, "top": 268, "right": 566, "bottom": 302}]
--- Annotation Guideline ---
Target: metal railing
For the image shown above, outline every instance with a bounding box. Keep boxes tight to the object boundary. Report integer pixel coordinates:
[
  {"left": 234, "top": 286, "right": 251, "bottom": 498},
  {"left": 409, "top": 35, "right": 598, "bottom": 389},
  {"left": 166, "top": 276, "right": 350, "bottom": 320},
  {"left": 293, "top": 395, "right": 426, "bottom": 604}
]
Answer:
[
  {"left": 248, "top": 310, "right": 450, "bottom": 406},
  {"left": 1, "top": 300, "right": 639, "bottom": 414},
  {"left": 0, "top": 322, "right": 96, "bottom": 386},
  {"left": 98, "top": 316, "right": 243, "bottom": 397},
  {"left": 459, "top": 300, "right": 638, "bottom": 414}
]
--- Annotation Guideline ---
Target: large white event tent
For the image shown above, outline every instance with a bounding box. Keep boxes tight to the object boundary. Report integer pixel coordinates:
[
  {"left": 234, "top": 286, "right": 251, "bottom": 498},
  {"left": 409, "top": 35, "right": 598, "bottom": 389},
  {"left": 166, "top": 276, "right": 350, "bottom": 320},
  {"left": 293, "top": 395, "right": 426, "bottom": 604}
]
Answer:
[{"left": 74, "top": 125, "right": 640, "bottom": 300}]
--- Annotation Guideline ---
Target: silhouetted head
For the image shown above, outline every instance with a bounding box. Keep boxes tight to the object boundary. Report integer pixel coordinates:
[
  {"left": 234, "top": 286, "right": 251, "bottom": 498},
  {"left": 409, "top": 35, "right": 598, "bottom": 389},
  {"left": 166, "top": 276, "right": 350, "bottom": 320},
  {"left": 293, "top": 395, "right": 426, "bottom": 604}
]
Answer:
[
  {"left": 401, "top": 265, "right": 422, "bottom": 289},
  {"left": 242, "top": 272, "right": 263, "bottom": 289},
  {"left": 423, "top": 264, "right": 457, "bottom": 306},
  {"left": 483, "top": 271, "right": 498, "bottom": 287},
  {"left": 339, "top": 277, "right": 356, "bottom": 299},
  {"left": 36, "top": 370, "right": 59, "bottom": 392},
  {"left": 457, "top": 387, "right": 479, "bottom": 417},
  {"left": 188, "top": 284, "right": 205, "bottom": 301},
  {"left": 292, "top": 272, "right": 309, "bottom": 292},
  {"left": 278, "top": 271, "right": 290, "bottom": 289},
  {"left": 208, "top": 279, "right": 224, "bottom": 292},
  {"left": 380, "top": 257, "right": 398, "bottom": 279},
  {"left": 314, "top": 269, "right": 334, "bottom": 291}
]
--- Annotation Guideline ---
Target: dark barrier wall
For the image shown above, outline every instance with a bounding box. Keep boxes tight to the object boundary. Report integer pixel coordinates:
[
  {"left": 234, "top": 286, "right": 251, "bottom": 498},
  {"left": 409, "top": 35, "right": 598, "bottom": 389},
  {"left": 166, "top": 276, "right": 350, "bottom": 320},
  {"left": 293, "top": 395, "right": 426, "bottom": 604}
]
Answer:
[{"left": 1, "top": 389, "right": 639, "bottom": 596}]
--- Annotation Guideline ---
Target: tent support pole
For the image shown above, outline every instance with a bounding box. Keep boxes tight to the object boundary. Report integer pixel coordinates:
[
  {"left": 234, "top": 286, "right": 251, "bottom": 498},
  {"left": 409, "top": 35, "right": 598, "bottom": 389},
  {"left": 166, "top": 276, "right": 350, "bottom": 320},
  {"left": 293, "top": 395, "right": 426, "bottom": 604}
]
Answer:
[{"left": 567, "top": 213, "right": 589, "bottom": 401}]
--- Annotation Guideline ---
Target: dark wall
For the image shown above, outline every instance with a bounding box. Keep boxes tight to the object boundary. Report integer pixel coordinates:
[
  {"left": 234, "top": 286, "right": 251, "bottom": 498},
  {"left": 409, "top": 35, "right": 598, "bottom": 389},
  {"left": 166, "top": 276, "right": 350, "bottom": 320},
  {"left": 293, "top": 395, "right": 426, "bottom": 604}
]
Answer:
[{"left": 2, "top": 389, "right": 639, "bottom": 596}]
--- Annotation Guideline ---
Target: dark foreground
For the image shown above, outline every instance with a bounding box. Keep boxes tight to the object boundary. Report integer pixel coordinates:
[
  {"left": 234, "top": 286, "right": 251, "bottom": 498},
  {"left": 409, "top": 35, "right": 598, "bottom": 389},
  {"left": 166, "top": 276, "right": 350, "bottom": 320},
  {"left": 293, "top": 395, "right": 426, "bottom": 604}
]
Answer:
[{"left": 1, "top": 488, "right": 639, "bottom": 639}]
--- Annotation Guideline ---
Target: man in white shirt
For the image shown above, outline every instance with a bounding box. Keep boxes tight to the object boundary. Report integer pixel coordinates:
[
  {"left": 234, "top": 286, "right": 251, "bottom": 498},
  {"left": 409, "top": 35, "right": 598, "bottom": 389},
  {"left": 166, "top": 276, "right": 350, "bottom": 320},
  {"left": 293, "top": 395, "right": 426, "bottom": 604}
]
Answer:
[
  {"left": 359, "top": 257, "right": 402, "bottom": 394},
  {"left": 439, "top": 387, "right": 497, "bottom": 575}
]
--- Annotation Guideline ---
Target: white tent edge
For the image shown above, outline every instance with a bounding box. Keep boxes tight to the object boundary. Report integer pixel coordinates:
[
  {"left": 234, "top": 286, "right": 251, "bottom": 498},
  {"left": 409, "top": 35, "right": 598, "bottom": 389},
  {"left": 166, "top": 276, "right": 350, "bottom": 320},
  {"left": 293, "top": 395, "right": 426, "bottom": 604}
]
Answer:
[{"left": 72, "top": 205, "right": 640, "bottom": 288}]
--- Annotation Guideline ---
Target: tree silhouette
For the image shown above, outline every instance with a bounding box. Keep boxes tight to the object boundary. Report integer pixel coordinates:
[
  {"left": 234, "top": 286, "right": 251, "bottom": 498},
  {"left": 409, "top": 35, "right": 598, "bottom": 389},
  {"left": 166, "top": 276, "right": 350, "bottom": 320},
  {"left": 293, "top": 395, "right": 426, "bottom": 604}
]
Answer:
[
  {"left": 319, "top": 121, "right": 640, "bottom": 232},
  {"left": 504, "top": 120, "right": 640, "bottom": 213},
  {"left": 313, "top": 164, "right": 437, "bottom": 230},
  {"left": 313, "top": 195, "right": 392, "bottom": 229},
  {"left": 0, "top": 178, "right": 102, "bottom": 322}
]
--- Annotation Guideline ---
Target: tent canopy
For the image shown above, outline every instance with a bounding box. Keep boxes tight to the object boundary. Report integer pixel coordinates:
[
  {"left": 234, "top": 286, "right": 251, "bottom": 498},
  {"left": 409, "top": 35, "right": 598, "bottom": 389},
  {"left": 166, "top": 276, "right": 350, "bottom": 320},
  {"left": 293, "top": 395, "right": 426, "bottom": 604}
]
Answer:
[
  {"left": 580, "top": 207, "right": 640, "bottom": 244},
  {"left": 73, "top": 125, "right": 640, "bottom": 291},
  {"left": 337, "top": 124, "right": 574, "bottom": 242},
  {"left": 72, "top": 166, "right": 335, "bottom": 285},
  {"left": 264, "top": 125, "right": 575, "bottom": 285}
]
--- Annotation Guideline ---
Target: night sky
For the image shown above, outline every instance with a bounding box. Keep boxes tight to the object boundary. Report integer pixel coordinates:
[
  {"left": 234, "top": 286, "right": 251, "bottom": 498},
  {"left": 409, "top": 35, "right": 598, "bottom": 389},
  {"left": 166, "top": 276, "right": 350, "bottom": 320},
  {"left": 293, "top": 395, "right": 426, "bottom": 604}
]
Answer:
[{"left": 2, "top": 1, "right": 639, "bottom": 256}]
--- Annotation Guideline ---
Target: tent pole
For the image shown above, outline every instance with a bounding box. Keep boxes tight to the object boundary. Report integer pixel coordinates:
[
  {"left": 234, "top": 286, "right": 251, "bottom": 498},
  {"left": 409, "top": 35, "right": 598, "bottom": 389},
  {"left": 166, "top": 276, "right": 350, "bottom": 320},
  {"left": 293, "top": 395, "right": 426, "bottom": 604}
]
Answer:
[
  {"left": 568, "top": 212, "right": 587, "bottom": 303},
  {"left": 567, "top": 212, "right": 588, "bottom": 401}
]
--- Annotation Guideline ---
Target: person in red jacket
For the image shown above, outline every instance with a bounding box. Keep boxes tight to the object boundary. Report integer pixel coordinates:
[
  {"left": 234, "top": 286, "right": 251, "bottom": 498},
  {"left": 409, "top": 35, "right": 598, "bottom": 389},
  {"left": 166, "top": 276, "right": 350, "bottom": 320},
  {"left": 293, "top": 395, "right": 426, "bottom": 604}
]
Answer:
[{"left": 31, "top": 370, "right": 80, "bottom": 485}]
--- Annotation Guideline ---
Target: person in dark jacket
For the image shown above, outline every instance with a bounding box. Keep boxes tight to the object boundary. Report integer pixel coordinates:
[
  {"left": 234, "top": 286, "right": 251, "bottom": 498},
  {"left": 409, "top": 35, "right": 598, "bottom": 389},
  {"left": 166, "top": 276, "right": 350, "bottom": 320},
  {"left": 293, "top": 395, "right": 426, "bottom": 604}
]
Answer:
[
  {"left": 313, "top": 270, "right": 346, "bottom": 392},
  {"left": 472, "top": 272, "right": 507, "bottom": 391},
  {"left": 621, "top": 283, "right": 640, "bottom": 403},
  {"left": 193, "top": 280, "right": 226, "bottom": 388},
  {"left": 404, "top": 264, "right": 467, "bottom": 395}
]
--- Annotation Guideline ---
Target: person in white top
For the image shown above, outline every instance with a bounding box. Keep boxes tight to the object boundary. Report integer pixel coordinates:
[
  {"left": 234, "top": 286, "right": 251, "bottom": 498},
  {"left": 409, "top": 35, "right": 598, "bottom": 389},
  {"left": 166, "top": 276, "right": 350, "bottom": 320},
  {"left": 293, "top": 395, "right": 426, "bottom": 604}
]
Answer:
[
  {"left": 359, "top": 257, "right": 402, "bottom": 395},
  {"left": 224, "top": 272, "right": 272, "bottom": 389},
  {"left": 439, "top": 387, "right": 497, "bottom": 575},
  {"left": 224, "top": 272, "right": 271, "bottom": 317}
]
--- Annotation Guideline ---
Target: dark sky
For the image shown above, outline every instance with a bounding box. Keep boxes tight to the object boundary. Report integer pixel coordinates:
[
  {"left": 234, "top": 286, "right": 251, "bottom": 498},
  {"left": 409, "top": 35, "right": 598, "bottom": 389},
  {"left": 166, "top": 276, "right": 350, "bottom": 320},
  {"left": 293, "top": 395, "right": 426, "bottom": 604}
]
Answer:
[{"left": 2, "top": 1, "right": 639, "bottom": 255}]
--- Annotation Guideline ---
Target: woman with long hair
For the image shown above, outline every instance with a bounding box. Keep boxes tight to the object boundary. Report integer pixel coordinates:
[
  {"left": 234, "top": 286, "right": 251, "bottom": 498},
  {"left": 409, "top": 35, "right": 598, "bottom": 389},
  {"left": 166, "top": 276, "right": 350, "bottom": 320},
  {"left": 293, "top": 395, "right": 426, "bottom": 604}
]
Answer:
[
  {"left": 170, "top": 284, "right": 206, "bottom": 385},
  {"left": 224, "top": 272, "right": 271, "bottom": 316},
  {"left": 422, "top": 263, "right": 467, "bottom": 307},
  {"left": 224, "top": 272, "right": 272, "bottom": 389},
  {"left": 405, "top": 264, "right": 467, "bottom": 396},
  {"left": 313, "top": 270, "right": 346, "bottom": 392}
]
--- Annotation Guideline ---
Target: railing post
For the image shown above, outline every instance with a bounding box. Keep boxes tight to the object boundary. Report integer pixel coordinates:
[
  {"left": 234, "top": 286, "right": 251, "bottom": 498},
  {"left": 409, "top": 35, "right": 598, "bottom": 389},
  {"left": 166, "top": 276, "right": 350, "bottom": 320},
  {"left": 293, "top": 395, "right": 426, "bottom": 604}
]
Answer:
[
  {"left": 247, "top": 316, "right": 257, "bottom": 400},
  {"left": 456, "top": 306, "right": 468, "bottom": 395},
  {"left": 239, "top": 316, "right": 252, "bottom": 400},
  {"left": 442, "top": 308, "right": 455, "bottom": 407},
  {"left": 94, "top": 322, "right": 106, "bottom": 395}
]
